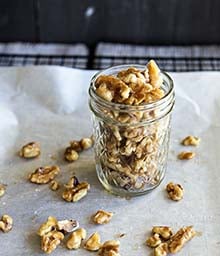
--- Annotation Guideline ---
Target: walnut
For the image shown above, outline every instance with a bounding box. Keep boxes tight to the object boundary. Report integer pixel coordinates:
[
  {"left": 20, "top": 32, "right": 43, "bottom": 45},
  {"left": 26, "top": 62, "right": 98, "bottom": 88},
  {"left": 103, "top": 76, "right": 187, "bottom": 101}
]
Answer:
[
  {"left": 92, "top": 210, "right": 113, "bottom": 224},
  {"left": 178, "top": 151, "right": 195, "bottom": 160},
  {"left": 0, "top": 184, "right": 6, "bottom": 197},
  {"left": 62, "top": 176, "right": 90, "bottom": 202},
  {"left": 147, "top": 60, "right": 163, "bottom": 88},
  {"left": 154, "top": 242, "right": 168, "bottom": 256},
  {"left": 19, "top": 142, "right": 40, "bottom": 159},
  {"left": 29, "top": 166, "right": 60, "bottom": 184},
  {"left": 69, "top": 140, "right": 83, "bottom": 152},
  {"left": 50, "top": 180, "right": 59, "bottom": 191},
  {"left": 41, "top": 230, "right": 64, "bottom": 254},
  {"left": 166, "top": 182, "right": 184, "bottom": 201},
  {"left": 57, "top": 219, "right": 79, "bottom": 233},
  {"left": 38, "top": 216, "right": 58, "bottom": 237},
  {"left": 0, "top": 214, "right": 13, "bottom": 233},
  {"left": 84, "top": 232, "right": 102, "bottom": 251},
  {"left": 80, "top": 137, "right": 94, "bottom": 150},
  {"left": 98, "top": 240, "right": 120, "bottom": 256},
  {"left": 96, "top": 83, "right": 114, "bottom": 102},
  {"left": 66, "top": 228, "right": 87, "bottom": 249},
  {"left": 169, "top": 226, "right": 196, "bottom": 253},
  {"left": 152, "top": 226, "right": 173, "bottom": 240},
  {"left": 146, "top": 233, "right": 162, "bottom": 248},
  {"left": 64, "top": 147, "right": 79, "bottom": 162},
  {"left": 181, "top": 136, "right": 200, "bottom": 146}
]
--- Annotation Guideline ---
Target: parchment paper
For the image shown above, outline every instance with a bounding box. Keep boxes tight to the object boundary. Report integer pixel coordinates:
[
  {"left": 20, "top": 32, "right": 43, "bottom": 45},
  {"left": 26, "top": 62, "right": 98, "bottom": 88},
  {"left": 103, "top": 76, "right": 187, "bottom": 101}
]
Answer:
[{"left": 0, "top": 66, "right": 220, "bottom": 256}]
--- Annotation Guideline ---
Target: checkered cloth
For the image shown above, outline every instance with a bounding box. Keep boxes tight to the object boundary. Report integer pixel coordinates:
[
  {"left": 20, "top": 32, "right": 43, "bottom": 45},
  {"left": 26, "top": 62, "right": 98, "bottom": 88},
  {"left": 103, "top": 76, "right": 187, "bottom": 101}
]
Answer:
[{"left": 1, "top": 42, "right": 220, "bottom": 71}]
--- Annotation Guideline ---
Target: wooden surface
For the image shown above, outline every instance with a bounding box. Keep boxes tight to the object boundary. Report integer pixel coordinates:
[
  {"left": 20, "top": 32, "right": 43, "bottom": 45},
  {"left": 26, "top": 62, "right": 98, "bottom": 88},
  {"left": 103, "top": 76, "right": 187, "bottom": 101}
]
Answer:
[{"left": 0, "top": 0, "right": 219, "bottom": 46}]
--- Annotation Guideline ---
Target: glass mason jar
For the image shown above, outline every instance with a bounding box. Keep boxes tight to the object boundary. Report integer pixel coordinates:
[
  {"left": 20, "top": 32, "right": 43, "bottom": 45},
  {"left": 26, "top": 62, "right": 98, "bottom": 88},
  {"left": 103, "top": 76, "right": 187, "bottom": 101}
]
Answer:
[{"left": 89, "top": 65, "right": 175, "bottom": 197}]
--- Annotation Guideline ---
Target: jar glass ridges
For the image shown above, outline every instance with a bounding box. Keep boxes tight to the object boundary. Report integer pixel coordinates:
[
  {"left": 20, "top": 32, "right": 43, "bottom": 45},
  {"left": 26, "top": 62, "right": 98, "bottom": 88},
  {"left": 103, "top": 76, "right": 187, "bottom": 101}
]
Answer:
[{"left": 89, "top": 65, "right": 175, "bottom": 196}]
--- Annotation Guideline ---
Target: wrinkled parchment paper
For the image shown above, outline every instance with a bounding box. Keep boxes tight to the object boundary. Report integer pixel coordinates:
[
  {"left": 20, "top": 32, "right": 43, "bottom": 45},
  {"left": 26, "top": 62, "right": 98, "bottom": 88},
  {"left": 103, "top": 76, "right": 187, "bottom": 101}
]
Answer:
[{"left": 0, "top": 66, "right": 220, "bottom": 255}]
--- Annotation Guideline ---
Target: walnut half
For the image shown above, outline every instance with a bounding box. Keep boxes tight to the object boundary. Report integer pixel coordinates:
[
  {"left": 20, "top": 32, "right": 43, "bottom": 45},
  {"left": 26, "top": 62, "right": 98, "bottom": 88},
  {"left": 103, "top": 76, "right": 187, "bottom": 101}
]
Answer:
[
  {"left": 19, "top": 142, "right": 40, "bottom": 159},
  {"left": 29, "top": 165, "right": 60, "bottom": 184},
  {"left": 166, "top": 182, "right": 184, "bottom": 201},
  {"left": 66, "top": 228, "right": 87, "bottom": 249},
  {"left": 0, "top": 215, "right": 13, "bottom": 233},
  {"left": 92, "top": 210, "right": 113, "bottom": 225},
  {"left": 84, "top": 232, "right": 102, "bottom": 251}
]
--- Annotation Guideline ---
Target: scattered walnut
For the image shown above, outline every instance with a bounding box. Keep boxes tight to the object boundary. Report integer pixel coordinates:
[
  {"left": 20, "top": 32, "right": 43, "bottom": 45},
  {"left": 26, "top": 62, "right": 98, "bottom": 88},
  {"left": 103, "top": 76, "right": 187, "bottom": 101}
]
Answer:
[
  {"left": 66, "top": 228, "right": 87, "bottom": 249},
  {"left": 0, "top": 184, "right": 6, "bottom": 197},
  {"left": 98, "top": 240, "right": 120, "bottom": 256},
  {"left": 84, "top": 232, "right": 102, "bottom": 251},
  {"left": 92, "top": 210, "right": 113, "bottom": 224},
  {"left": 57, "top": 219, "right": 79, "bottom": 233},
  {"left": 69, "top": 140, "right": 83, "bottom": 152},
  {"left": 80, "top": 137, "right": 94, "bottom": 150},
  {"left": 169, "top": 226, "right": 196, "bottom": 253},
  {"left": 50, "top": 180, "right": 59, "bottom": 191},
  {"left": 166, "top": 182, "right": 184, "bottom": 201},
  {"left": 38, "top": 216, "right": 58, "bottom": 237},
  {"left": 62, "top": 176, "right": 90, "bottom": 202},
  {"left": 64, "top": 147, "right": 79, "bottom": 162},
  {"left": 0, "top": 215, "right": 13, "bottom": 233},
  {"left": 19, "top": 142, "right": 40, "bottom": 159},
  {"left": 181, "top": 136, "right": 200, "bottom": 146},
  {"left": 154, "top": 242, "right": 168, "bottom": 256},
  {"left": 29, "top": 165, "right": 60, "bottom": 184},
  {"left": 178, "top": 151, "right": 195, "bottom": 160},
  {"left": 41, "top": 230, "right": 64, "bottom": 254},
  {"left": 152, "top": 226, "right": 173, "bottom": 240},
  {"left": 146, "top": 233, "right": 162, "bottom": 248}
]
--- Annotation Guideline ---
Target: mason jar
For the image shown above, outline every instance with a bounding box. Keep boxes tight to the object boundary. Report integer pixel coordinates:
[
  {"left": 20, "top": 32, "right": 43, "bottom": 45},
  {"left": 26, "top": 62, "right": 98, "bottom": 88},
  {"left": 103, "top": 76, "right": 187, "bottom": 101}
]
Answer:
[{"left": 89, "top": 64, "right": 175, "bottom": 197}]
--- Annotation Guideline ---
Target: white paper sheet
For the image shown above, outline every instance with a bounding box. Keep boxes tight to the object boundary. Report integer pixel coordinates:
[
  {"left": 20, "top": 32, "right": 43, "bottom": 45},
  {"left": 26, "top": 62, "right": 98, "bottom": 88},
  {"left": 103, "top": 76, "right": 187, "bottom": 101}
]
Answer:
[{"left": 0, "top": 66, "right": 220, "bottom": 255}]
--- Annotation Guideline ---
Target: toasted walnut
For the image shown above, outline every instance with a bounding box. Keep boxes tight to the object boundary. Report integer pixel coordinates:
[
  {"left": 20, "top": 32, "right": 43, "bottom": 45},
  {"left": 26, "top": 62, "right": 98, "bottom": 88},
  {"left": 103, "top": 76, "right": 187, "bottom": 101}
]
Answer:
[
  {"left": 66, "top": 228, "right": 87, "bottom": 249},
  {"left": 0, "top": 215, "right": 13, "bottom": 233},
  {"left": 92, "top": 210, "right": 113, "bottom": 225},
  {"left": 98, "top": 240, "right": 120, "bottom": 256},
  {"left": 152, "top": 226, "right": 173, "bottom": 240},
  {"left": 29, "top": 166, "right": 60, "bottom": 184},
  {"left": 146, "top": 233, "right": 162, "bottom": 248},
  {"left": 19, "top": 142, "right": 40, "bottom": 159},
  {"left": 69, "top": 140, "right": 83, "bottom": 152},
  {"left": 154, "top": 243, "right": 168, "bottom": 256},
  {"left": 84, "top": 232, "right": 102, "bottom": 251},
  {"left": 96, "top": 83, "right": 114, "bottom": 102},
  {"left": 50, "top": 180, "right": 59, "bottom": 191},
  {"left": 169, "top": 226, "right": 196, "bottom": 253},
  {"left": 166, "top": 182, "right": 184, "bottom": 201},
  {"left": 57, "top": 219, "right": 79, "bottom": 233},
  {"left": 80, "top": 137, "right": 94, "bottom": 150},
  {"left": 147, "top": 60, "right": 163, "bottom": 88},
  {"left": 64, "top": 147, "right": 79, "bottom": 162},
  {"left": 181, "top": 136, "right": 200, "bottom": 146},
  {"left": 41, "top": 230, "right": 64, "bottom": 254},
  {"left": 0, "top": 184, "right": 6, "bottom": 197},
  {"left": 62, "top": 176, "right": 90, "bottom": 202},
  {"left": 178, "top": 151, "right": 195, "bottom": 160},
  {"left": 38, "top": 216, "right": 58, "bottom": 237}
]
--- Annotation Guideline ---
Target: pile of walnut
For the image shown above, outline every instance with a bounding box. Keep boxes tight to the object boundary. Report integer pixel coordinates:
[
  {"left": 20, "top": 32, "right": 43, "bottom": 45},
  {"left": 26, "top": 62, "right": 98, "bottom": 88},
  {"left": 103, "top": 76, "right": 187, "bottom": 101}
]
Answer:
[
  {"left": 146, "top": 226, "right": 196, "bottom": 256},
  {"left": 94, "top": 60, "right": 169, "bottom": 191},
  {"left": 178, "top": 135, "right": 200, "bottom": 160},
  {"left": 64, "top": 137, "right": 94, "bottom": 162},
  {"left": 38, "top": 214, "right": 120, "bottom": 255}
]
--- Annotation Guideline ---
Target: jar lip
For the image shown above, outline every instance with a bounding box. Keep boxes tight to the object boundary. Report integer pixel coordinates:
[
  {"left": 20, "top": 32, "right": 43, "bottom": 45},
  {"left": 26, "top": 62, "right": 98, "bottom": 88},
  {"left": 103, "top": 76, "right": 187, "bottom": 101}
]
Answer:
[{"left": 89, "top": 64, "right": 174, "bottom": 111}]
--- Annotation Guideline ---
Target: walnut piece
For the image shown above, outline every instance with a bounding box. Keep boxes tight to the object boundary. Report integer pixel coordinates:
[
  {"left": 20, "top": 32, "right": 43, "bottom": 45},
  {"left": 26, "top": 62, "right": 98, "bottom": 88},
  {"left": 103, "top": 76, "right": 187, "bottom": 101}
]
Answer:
[
  {"left": 0, "top": 215, "right": 13, "bottom": 233},
  {"left": 146, "top": 233, "right": 162, "bottom": 248},
  {"left": 41, "top": 230, "right": 64, "bottom": 254},
  {"left": 0, "top": 184, "right": 6, "bottom": 197},
  {"left": 169, "top": 226, "right": 196, "bottom": 253},
  {"left": 147, "top": 60, "right": 163, "bottom": 88},
  {"left": 92, "top": 210, "right": 113, "bottom": 224},
  {"left": 80, "top": 137, "right": 94, "bottom": 150},
  {"left": 84, "top": 232, "right": 102, "bottom": 251},
  {"left": 38, "top": 216, "right": 58, "bottom": 237},
  {"left": 29, "top": 165, "right": 60, "bottom": 184},
  {"left": 19, "top": 142, "right": 40, "bottom": 159},
  {"left": 66, "top": 228, "right": 87, "bottom": 249},
  {"left": 57, "top": 219, "right": 79, "bottom": 233},
  {"left": 154, "top": 242, "right": 168, "bottom": 256},
  {"left": 50, "top": 180, "right": 59, "bottom": 191},
  {"left": 62, "top": 176, "right": 90, "bottom": 202},
  {"left": 181, "top": 136, "right": 200, "bottom": 146},
  {"left": 98, "top": 240, "right": 120, "bottom": 256},
  {"left": 152, "top": 226, "right": 173, "bottom": 240},
  {"left": 166, "top": 182, "right": 184, "bottom": 201},
  {"left": 64, "top": 147, "right": 79, "bottom": 162},
  {"left": 178, "top": 151, "right": 195, "bottom": 160}
]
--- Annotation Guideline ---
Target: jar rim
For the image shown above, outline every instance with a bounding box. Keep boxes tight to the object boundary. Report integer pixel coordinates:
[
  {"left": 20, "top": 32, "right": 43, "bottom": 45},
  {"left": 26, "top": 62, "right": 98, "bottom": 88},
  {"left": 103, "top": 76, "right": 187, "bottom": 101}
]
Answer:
[{"left": 89, "top": 64, "right": 174, "bottom": 111}]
